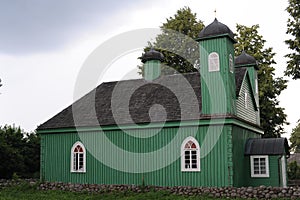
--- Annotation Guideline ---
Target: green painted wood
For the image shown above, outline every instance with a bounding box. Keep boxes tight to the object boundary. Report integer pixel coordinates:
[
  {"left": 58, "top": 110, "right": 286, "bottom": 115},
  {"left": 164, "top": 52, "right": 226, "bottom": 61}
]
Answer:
[
  {"left": 144, "top": 60, "right": 161, "bottom": 81},
  {"left": 199, "top": 37, "right": 236, "bottom": 115},
  {"left": 231, "top": 126, "right": 260, "bottom": 187},
  {"left": 37, "top": 117, "right": 264, "bottom": 134},
  {"left": 236, "top": 73, "right": 258, "bottom": 125},
  {"left": 41, "top": 125, "right": 234, "bottom": 187},
  {"left": 245, "top": 156, "right": 281, "bottom": 187}
]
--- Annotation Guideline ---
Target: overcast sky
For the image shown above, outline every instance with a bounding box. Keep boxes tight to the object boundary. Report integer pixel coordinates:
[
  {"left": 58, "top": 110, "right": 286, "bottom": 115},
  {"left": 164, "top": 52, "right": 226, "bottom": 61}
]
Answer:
[{"left": 0, "top": 0, "right": 297, "bottom": 139}]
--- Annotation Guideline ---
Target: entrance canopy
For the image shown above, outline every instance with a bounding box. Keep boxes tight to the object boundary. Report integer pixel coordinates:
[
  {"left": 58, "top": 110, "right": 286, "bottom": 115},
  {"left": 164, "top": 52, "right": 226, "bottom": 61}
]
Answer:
[{"left": 245, "top": 138, "right": 290, "bottom": 156}]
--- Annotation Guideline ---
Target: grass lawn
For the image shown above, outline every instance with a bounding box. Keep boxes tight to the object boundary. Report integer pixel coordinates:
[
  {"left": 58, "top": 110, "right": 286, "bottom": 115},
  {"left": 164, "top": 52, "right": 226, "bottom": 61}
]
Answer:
[{"left": 0, "top": 182, "right": 223, "bottom": 200}]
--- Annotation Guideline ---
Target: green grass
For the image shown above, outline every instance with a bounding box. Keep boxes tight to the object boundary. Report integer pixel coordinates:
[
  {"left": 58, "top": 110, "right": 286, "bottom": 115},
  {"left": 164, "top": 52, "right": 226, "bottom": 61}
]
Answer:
[{"left": 0, "top": 182, "right": 219, "bottom": 200}]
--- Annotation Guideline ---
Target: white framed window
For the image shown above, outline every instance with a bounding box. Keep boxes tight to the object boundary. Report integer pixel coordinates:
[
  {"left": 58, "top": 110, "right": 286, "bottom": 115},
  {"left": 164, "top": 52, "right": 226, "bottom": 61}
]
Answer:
[
  {"left": 208, "top": 52, "right": 220, "bottom": 72},
  {"left": 250, "top": 155, "right": 269, "bottom": 177},
  {"left": 181, "top": 137, "right": 200, "bottom": 172},
  {"left": 71, "top": 141, "right": 86, "bottom": 173},
  {"left": 255, "top": 77, "right": 258, "bottom": 94},
  {"left": 229, "top": 54, "right": 234, "bottom": 73},
  {"left": 245, "top": 92, "right": 248, "bottom": 109}
]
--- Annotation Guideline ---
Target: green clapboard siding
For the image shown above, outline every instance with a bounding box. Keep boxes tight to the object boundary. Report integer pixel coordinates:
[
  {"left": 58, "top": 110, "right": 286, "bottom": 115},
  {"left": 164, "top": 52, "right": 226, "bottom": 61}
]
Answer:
[
  {"left": 199, "top": 37, "right": 236, "bottom": 115},
  {"left": 231, "top": 126, "right": 260, "bottom": 187},
  {"left": 41, "top": 125, "right": 234, "bottom": 187},
  {"left": 245, "top": 156, "right": 281, "bottom": 187},
  {"left": 236, "top": 73, "right": 257, "bottom": 124}
]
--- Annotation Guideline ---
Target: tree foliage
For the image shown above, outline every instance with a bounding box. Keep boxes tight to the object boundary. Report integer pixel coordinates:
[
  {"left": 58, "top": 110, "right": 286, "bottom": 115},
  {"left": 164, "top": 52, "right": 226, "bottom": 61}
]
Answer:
[
  {"left": 290, "top": 120, "right": 300, "bottom": 152},
  {"left": 288, "top": 161, "right": 300, "bottom": 180},
  {"left": 139, "top": 7, "right": 204, "bottom": 75},
  {"left": 285, "top": 0, "right": 300, "bottom": 79},
  {"left": 235, "top": 24, "right": 288, "bottom": 138},
  {"left": 0, "top": 125, "right": 40, "bottom": 179}
]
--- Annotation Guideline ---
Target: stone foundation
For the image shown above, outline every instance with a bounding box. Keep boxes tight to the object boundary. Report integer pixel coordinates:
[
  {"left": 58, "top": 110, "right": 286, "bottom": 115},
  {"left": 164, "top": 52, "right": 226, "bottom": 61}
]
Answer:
[{"left": 1, "top": 179, "right": 300, "bottom": 199}]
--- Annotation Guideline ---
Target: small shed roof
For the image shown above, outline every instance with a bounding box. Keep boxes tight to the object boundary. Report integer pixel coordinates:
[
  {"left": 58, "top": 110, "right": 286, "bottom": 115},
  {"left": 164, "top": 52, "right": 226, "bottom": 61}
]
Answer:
[{"left": 245, "top": 138, "right": 290, "bottom": 156}]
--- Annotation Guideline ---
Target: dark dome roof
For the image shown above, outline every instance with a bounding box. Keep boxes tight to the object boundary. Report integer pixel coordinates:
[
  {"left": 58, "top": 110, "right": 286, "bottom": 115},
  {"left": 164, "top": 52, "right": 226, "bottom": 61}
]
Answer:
[
  {"left": 198, "top": 18, "right": 235, "bottom": 41},
  {"left": 141, "top": 48, "right": 164, "bottom": 63},
  {"left": 235, "top": 51, "right": 258, "bottom": 69}
]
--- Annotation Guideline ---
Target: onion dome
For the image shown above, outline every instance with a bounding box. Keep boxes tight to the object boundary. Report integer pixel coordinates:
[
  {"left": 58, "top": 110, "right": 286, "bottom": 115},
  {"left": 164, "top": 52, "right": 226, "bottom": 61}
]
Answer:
[
  {"left": 235, "top": 51, "right": 258, "bottom": 69},
  {"left": 198, "top": 18, "right": 235, "bottom": 42},
  {"left": 141, "top": 48, "right": 164, "bottom": 63}
]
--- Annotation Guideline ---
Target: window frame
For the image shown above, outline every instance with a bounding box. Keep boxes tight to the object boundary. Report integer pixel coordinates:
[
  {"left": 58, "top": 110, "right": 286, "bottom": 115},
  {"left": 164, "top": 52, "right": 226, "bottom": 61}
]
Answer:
[
  {"left": 181, "top": 136, "right": 200, "bottom": 172},
  {"left": 70, "top": 141, "right": 86, "bottom": 173},
  {"left": 250, "top": 155, "right": 269, "bottom": 178},
  {"left": 208, "top": 52, "right": 220, "bottom": 72},
  {"left": 245, "top": 92, "right": 248, "bottom": 109},
  {"left": 229, "top": 54, "right": 234, "bottom": 73}
]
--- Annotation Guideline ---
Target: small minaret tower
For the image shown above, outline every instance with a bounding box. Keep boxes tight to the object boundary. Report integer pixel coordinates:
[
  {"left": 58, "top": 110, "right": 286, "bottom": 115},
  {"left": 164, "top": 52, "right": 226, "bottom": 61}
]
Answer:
[
  {"left": 141, "top": 48, "right": 164, "bottom": 81},
  {"left": 235, "top": 51, "right": 260, "bottom": 124},
  {"left": 197, "top": 18, "right": 236, "bottom": 115}
]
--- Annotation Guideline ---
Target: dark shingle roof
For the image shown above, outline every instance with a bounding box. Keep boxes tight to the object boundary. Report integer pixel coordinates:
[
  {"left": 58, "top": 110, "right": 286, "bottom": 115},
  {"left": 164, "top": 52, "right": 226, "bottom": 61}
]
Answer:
[
  {"left": 141, "top": 48, "right": 164, "bottom": 63},
  {"left": 235, "top": 67, "right": 247, "bottom": 96},
  {"left": 244, "top": 138, "right": 290, "bottom": 155},
  {"left": 37, "top": 71, "right": 247, "bottom": 130},
  {"left": 198, "top": 18, "right": 235, "bottom": 42},
  {"left": 235, "top": 51, "right": 259, "bottom": 69}
]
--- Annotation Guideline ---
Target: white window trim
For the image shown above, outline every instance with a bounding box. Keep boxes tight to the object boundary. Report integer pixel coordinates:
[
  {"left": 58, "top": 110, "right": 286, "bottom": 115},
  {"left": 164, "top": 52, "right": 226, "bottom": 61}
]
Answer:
[
  {"left": 250, "top": 155, "right": 269, "bottom": 178},
  {"left": 255, "top": 77, "right": 259, "bottom": 94},
  {"left": 208, "top": 52, "right": 220, "bottom": 72},
  {"left": 70, "top": 141, "right": 86, "bottom": 173},
  {"left": 245, "top": 92, "right": 248, "bottom": 109},
  {"left": 229, "top": 54, "right": 234, "bottom": 73},
  {"left": 181, "top": 136, "right": 200, "bottom": 172}
]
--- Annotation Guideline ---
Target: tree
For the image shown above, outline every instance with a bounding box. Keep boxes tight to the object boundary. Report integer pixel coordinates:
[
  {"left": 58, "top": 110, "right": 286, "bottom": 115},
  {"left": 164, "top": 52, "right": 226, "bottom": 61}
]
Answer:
[
  {"left": 288, "top": 161, "right": 300, "bottom": 180},
  {"left": 0, "top": 125, "right": 40, "bottom": 178},
  {"left": 138, "top": 7, "right": 204, "bottom": 75},
  {"left": 235, "top": 24, "right": 288, "bottom": 138},
  {"left": 285, "top": 0, "right": 300, "bottom": 79},
  {"left": 290, "top": 120, "right": 300, "bottom": 152}
]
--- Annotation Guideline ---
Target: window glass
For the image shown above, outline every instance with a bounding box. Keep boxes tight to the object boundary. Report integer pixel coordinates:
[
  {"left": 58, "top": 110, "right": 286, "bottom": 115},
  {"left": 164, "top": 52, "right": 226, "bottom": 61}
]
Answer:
[
  {"left": 251, "top": 156, "right": 269, "bottom": 177},
  {"left": 181, "top": 137, "right": 200, "bottom": 172},
  {"left": 229, "top": 54, "right": 234, "bottom": 73},
  {"left": 71, "top": 142, "right": 86, "bottom": 173},
  {"left": 208, "top": 52, "right": 220, "bottom": 72}
]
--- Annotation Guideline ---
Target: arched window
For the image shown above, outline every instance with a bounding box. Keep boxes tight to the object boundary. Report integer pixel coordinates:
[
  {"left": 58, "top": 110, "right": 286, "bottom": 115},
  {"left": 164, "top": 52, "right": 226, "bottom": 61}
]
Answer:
[
  {"left": 208, "top": 52, "right": 220, "bottom": 72},
  {"left": 71, "top": 141, "right": 86, "bottom": 173},
  {"left": 181, "top": 137, "right": 200, "bottom": 172},
  {"left": 229, "top": 54, "right": 234, "bottom": 73}
]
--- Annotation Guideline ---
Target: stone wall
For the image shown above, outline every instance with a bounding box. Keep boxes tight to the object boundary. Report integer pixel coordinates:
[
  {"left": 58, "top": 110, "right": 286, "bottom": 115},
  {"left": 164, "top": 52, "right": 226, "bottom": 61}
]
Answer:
[
  {"left": 2, "top": 179, "right": 300, "bottom": 199},
  {"left": 38, "top": 182, "right": 300, "bottom": 199}
]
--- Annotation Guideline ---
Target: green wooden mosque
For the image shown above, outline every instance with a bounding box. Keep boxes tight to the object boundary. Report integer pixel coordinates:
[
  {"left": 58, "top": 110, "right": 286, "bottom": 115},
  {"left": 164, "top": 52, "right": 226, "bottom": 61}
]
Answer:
[{"left": 37, "top": 18, "right": 289, "bottom": 187}]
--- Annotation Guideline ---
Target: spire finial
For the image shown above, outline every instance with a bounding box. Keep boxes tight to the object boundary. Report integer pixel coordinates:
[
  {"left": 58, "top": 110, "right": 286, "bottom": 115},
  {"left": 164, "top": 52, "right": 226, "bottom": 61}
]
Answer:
[{"left": 214, "top": 9, "right": 217, "bottom": 18}]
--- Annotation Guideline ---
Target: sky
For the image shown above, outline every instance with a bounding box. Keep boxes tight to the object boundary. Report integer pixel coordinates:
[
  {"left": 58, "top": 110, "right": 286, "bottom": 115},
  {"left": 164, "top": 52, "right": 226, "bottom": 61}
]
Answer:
[{"left": 0, "top": 0, "right": 298, "bottom": 139}]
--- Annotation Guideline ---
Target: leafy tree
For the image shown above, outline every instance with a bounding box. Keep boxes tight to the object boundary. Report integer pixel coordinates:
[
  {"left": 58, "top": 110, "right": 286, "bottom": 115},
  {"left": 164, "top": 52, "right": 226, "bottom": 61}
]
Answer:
[
  {"left": 139, "top": 7, "right": 204, "bottom": 75},
  {"left": 0, "top": 125, "right": 40, "bottom": 178},
  {"left": 290, "top": 120, "right": 300, "bottom": 152},
  {"left": 235, "top": 24, "right": 288, "bottom": 138},
  {"left": 288, "top": 161, "right": 300, "bottom": 180},
  {"left": 285, "top": 0, "right": 300, "bottom": 79}
]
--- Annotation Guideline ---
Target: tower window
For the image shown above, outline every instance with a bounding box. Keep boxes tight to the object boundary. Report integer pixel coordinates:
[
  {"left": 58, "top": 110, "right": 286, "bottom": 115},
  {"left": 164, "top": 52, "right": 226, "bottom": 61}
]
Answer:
[
  {"left": 208, "top": 52, "right": 220, "bottom": 72},
  {"left": 71, "top": 141, "right": 86, "bottom": 173},
  {"left": 255, "top": 78, "right": 258, "bottom": 94},
  {"left": 245, "top": 92, "right": 248, "bottom": 109},
  {"left": 229, "top": 54, "right": 234, "bottom": 73},
  {"left": 181, "top": 137, "right": 200, "bottom": 172}
]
